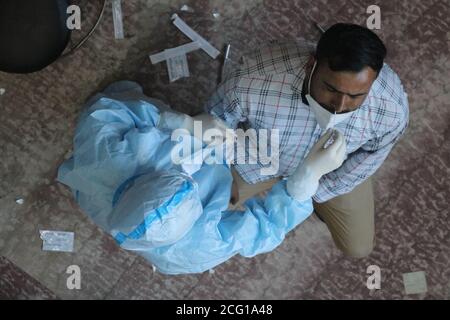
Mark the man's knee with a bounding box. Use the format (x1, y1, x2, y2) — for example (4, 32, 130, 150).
(339, 241, 374, 258)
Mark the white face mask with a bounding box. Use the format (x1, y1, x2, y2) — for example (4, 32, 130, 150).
(305, 61, 356, 130)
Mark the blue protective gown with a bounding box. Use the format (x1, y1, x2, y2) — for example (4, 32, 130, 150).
(58, 81, 313, 275)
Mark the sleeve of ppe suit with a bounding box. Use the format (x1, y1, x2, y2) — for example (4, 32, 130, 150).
(220, 180, 314, 257)
(313, 110, 409, 203)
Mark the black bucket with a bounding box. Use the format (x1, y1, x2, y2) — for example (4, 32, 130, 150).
(0, 0, 71, 73)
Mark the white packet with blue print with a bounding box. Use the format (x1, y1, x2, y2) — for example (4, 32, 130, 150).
(40, 230, 74, 252)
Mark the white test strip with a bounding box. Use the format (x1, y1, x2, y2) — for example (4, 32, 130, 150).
(171, 14, 220, 59)
(149, 41, 200, 64)
(112, 0, 124, 39)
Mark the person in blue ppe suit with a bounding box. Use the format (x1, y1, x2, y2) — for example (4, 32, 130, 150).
(58, 81, 346, 275)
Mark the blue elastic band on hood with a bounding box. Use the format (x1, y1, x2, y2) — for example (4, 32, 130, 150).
(113, 180, 194, 245)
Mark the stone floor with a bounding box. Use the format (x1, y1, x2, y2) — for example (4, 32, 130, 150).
(0, 0, 448, 299)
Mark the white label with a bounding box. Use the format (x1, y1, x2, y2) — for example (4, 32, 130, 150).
(166, 53, 190, 82)
(40, 230, 74, 253)
(402, 271, 427, 295)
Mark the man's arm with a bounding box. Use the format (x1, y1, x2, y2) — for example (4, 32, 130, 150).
(313, 115, 409, 203)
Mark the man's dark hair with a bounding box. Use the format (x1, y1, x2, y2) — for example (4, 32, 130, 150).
(315, 23, 387, 74)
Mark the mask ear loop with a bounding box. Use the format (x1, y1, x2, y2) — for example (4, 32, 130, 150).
(332, 110, 336, 129)
(307, 60, 317, 94)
